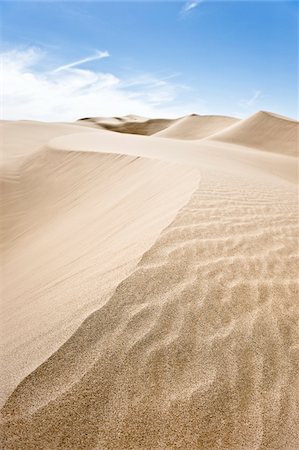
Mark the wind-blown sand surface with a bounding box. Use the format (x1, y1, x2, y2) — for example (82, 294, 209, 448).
(1, 111, 298, 449)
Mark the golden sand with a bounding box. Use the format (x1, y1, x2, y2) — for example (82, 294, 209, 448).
(1, 112, 298, 448)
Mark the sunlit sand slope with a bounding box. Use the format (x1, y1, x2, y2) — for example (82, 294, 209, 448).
(1, 156, 298, 449)
(1, 111, 298, 449)
(0, 120, 95, 167)
(1, 141, 198, 407)
(209, 111, 299, 156)
(155, 114, 238, 139)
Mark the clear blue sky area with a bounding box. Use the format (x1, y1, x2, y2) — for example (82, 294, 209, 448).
(1, 1, 298, 119)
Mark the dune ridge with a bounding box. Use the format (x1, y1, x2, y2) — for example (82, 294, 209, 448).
(1, 111, 298, 449)
(155, 114, 239, 140)
(2, 158, 298, 449)
(1, 143, 199, 407)
(78, 115, 177, 136)
(77, 111, 298, 156)
(209, 111, 299, 156)
(0, 120, 97, 168)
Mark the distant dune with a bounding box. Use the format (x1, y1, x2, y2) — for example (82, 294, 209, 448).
(78, 111, 299, 156)
(155, 114, 239, 139)
(1, 111, 298, 449)
(209, 111, 299, 156)
(78, 115, 177, 136)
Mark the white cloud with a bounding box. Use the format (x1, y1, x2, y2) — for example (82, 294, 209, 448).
(1, 47, 202, 121)
(246, 90, 262, 106)
(53, 50, 109, 73)
(240, 90, 262, 108)
(181, 0, 203, 15)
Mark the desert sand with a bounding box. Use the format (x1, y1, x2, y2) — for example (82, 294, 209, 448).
(0, 111, 298, 449)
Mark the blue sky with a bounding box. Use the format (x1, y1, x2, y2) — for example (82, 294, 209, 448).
(1, 1, 298, 120)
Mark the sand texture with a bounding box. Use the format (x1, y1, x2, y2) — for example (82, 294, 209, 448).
(1, 111, 298, 449)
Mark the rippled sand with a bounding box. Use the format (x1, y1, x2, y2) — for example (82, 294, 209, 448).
(1, 111, 298, 449)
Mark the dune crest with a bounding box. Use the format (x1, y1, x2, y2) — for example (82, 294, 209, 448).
(1, 111, 298, 449)
(209, 111, 299, 156)
(2, 156, 298, 449)
(76, 111, 299, 157)
(155, 114, 239, 140)
(1, 140, 199, 407)
(0, 120, 96, 168)
(78, 115, 177, 136)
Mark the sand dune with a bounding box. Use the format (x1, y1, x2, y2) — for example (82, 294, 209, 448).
(0, 120, 96, 168)
(77, 111, 299, 156)
(78, 115, 177, 136)
(209, 111, 299, 156)
(1, 141, 198, 407)
(78, 114, 238, 140)
(46, 124, 298, 184)
(1, 111, 298, 449)
(155, 114, 238, 139)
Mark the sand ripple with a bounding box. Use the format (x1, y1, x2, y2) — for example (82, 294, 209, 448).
(2, 163, 298, 449)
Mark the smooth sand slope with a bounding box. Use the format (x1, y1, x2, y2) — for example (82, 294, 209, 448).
(1, 112, 298, 449)
(209, 111, 299, 156)
(1, 131, 199, 406)
(0, 120, 98, 168)
(78, 114, 239, 140)
(155, 114, 238, 140)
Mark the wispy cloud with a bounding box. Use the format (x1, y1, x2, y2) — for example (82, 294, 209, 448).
(240, 90, 262, 108)
(181, 0, 203, 16)
(246, 90, 262, 106)
(235, 90, 263, 117)
(53, 50, 109, 73)
(1, 47, 202, 121)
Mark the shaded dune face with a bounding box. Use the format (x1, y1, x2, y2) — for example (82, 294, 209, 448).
(1, 112, 299, 449)
(78, 116, 177, 136)
(77, 114, 239, 140)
